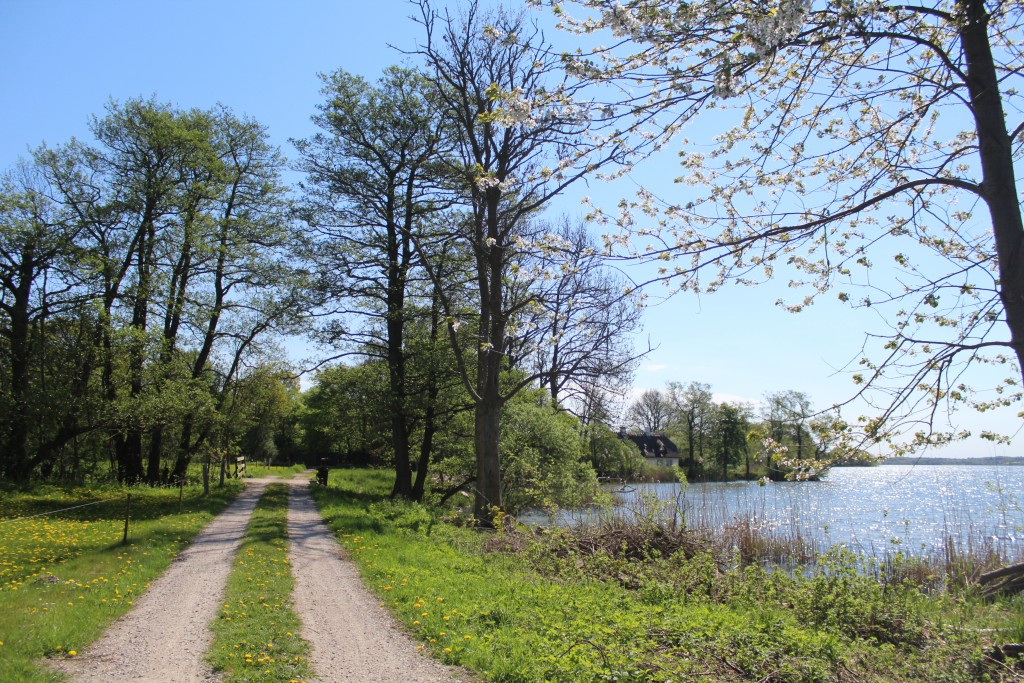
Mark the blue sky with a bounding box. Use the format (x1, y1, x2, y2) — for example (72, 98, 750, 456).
(1, 0, 1018, 457)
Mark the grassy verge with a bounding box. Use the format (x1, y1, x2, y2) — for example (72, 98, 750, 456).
(310, 468, 1024, 683)
(0, 480, 243, 682)
(208, 483, 311, 683)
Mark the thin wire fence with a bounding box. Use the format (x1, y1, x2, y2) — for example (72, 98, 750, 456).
(0, 498, 120, 525)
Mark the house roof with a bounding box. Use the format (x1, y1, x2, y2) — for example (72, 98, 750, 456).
(622, 432, 680, 458)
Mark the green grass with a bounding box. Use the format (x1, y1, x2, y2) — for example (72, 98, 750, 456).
(0, 481, 243, 682)
(240, 464, 307, 479)
(310, 468, 1024, 683)
(208, 483, 311, 683)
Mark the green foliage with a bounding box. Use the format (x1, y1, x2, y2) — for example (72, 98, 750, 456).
(586, 424, 646, 479)
(299, 362, 391, 465)
(0, 97, 301, 484)
(500, 396, 602, 514)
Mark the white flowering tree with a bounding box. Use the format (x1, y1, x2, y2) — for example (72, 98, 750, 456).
(543, 0, 1024, 453)
(410, 0, 624, 523)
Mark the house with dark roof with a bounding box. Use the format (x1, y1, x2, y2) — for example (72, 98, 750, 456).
(620, 430, 680, 468)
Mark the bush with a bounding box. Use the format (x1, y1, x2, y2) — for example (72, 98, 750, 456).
(500, 401, 602, 514)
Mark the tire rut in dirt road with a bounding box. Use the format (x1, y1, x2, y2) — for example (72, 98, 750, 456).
(287, 480, 472, 683)
(52, 480, 272, 683)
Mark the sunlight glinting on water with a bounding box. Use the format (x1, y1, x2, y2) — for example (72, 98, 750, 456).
(533, 465, 1024, 560)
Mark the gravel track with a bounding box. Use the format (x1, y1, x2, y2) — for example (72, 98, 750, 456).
(51, 475, 474, 683)
(286, 478, 471, 682)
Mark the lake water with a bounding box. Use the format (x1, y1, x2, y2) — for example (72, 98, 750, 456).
(529, 465, 1024, 558)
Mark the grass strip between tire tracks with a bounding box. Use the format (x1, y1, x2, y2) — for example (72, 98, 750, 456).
(208, 483, 312, 683)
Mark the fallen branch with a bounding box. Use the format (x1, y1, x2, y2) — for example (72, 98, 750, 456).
(980, 561, 1024, 597)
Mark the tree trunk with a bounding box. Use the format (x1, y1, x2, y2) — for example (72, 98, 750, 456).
(5, 269, 32, 480)
(412, 412, 436, 502)
(960, 0, 1024, 382)
(411, 277, 444, 502)
(172, 418, 195, 480)
(147, 425, 165, 484)
(474, 394, 503, 522)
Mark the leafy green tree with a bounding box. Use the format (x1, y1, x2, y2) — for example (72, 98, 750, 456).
(295, 66, 452, 500)
(711, 402, 750, 480)
(301, 362, 392, 466)
(224, 364, 298, 467)
(547, 0, 1024, 453)
(19, 99, 297, 483)
(763, 390, 817, 459)
(0, 164, 87, 480)
(585, 422, 645, 479)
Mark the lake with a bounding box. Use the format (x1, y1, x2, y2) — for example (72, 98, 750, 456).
(527, 465, 1024, 559)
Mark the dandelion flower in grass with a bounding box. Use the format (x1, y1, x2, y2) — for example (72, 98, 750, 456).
(444, 647, 452, 653)
(68, 651, 77, 657)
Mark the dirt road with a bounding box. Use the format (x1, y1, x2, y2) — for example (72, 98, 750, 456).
(53, 475, 470, 683)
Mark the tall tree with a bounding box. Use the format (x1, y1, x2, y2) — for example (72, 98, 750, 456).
(294, 66, 452, 500)
(411, 0, 622, 523)
(26, 99, 296, 483)
(0, 164, 85, 480)
(712, 402, 750, 480)
(89, 99, 215, 482)
(666, 380, 715, 479)
(626, 388, 672, 433)
(548, 0, 1024, 453)
(777, 390, 815, 458)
